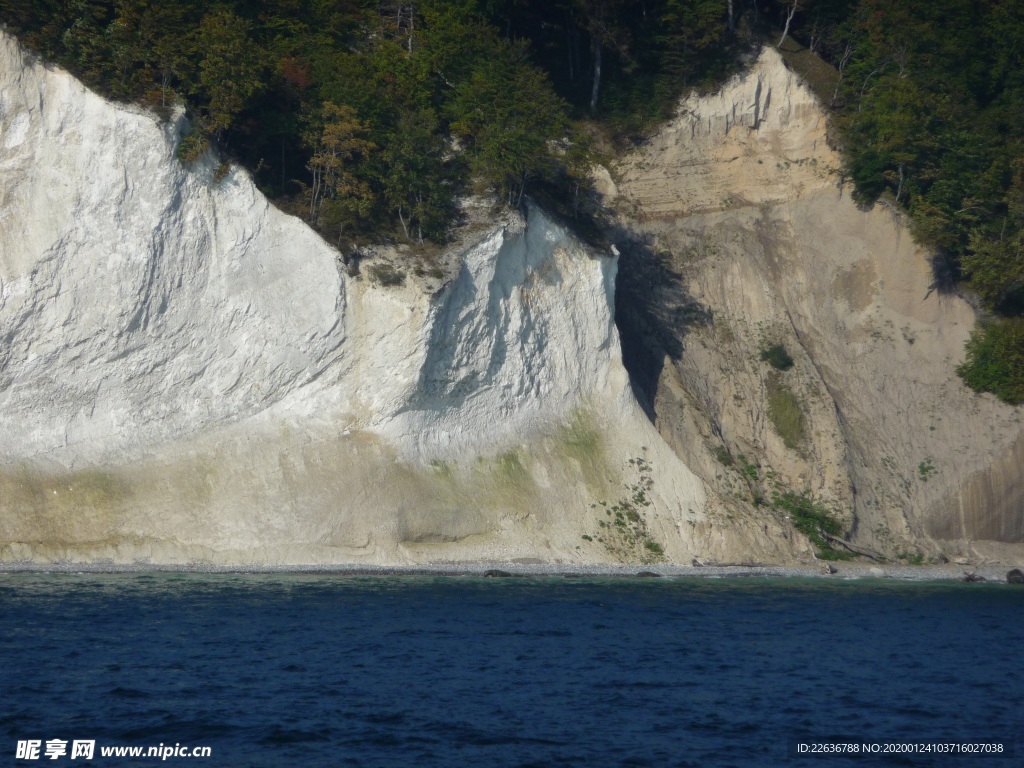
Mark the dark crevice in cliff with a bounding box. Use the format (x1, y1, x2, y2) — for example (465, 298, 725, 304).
(610, 227, 711, 424)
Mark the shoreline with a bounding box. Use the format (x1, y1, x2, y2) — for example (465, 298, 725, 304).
(0, 561, 1018, 582)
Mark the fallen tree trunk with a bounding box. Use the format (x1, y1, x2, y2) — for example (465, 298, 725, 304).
(823, 533, 884, 561)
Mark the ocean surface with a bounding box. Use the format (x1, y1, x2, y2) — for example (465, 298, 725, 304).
(1, 574, 1020, 767)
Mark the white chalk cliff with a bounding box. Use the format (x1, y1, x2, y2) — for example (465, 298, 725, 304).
(2, 31, 1020, 567)
(2, 31, 800, 566)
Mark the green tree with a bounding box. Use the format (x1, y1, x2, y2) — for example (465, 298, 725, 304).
(572, 0, 633, 114)
(378, 107, 458, 243)
(304, 103, 376, 242)
(449, 43, 572, 205)
(961, 160, 1024, 307)
(105, 0, 193, 107)
(958, 319, 1024, 404)
(54, 0, 115, 87)
(658, 0, 726, 83)
(193, 9, 264, 137)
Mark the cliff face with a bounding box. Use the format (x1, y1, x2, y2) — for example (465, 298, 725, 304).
(0, 32, 805, 566)
(4, 32, 1019, 568)
(612, 48, 1024, 562)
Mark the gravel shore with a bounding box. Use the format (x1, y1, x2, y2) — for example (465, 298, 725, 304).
(0, 561, 1018, 582)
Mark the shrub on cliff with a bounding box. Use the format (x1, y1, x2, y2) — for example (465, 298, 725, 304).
(957, 318, 1024, 405)
(773, 490, 855, 561)
(760, 343, 794, 371)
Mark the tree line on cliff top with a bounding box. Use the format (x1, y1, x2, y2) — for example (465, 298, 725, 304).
(3, 0, 1024, 402)
(0, 0, 732, 245)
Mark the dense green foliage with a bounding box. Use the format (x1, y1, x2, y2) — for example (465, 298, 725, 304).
(766, 374, 806, 451)
(760, 343, 794, 370)
(0, 0, 735, 246)
(773, 490, 856, 561)
(0, 0, 593, 244)
(477, 0, 737, 138)
(957, 318, 1024, 404)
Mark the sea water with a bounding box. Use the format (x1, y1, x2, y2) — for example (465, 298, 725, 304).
(1, 574, 1020, 767)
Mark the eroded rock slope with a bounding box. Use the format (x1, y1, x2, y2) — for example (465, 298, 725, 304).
(612, 48, 1024, 563)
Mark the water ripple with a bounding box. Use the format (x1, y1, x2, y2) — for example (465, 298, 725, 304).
(1, 575, 1020, 767)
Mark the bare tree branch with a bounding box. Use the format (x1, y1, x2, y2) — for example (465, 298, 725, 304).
(777, 0, 799, 48)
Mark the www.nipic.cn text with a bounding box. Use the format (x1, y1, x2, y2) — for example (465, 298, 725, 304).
(16, 740, 212, 761)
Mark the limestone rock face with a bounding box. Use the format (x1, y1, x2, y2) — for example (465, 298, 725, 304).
(0, 32, 799, 566)
(614, 47, 1024, 563)
(0, 41, 347, 465)
(10, 31, 1017, 567)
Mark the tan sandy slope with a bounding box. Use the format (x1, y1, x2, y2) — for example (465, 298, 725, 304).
(611, 47, 1024, 563)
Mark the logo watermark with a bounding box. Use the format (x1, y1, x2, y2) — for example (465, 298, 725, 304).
(15, 740, 211, 761)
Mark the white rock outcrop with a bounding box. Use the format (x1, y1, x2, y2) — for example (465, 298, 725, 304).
(1, 32, 801, 566)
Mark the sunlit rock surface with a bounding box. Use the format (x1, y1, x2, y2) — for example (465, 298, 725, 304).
(614, 47, 1024, 563)
(2, 32, 803, 566)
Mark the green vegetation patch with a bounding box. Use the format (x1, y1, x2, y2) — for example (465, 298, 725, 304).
(776, 36, 840, 109)
(175, 129, 210, 164)
(368, 263, 406, 287)
(766, 374, 806, 451)
(760, 343, 794, 371)
(495, 450, 530, 490)
(586, 456, 664, 564)
(737, 454, 759, 482)
(555, 409, 607, 489)
(428, 459, 454, 481)
(773, 490, 855, 561)
(896, 549, 927, 566)
(713, 445, 734, 467)
(415, 449, 540, 522)
(957, 318, 1024, 404)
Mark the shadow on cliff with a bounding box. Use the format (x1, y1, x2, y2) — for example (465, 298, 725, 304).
(610, 228, 711, 422)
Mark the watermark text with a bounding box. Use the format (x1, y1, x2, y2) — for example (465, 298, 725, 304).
(16, 740, 211, 761)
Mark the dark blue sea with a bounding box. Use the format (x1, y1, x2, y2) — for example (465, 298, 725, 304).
(1, 574, 1020, 767)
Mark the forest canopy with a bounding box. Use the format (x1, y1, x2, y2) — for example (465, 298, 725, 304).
(0, 0, 732, 247)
